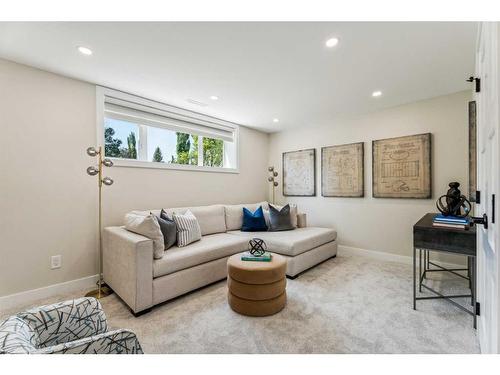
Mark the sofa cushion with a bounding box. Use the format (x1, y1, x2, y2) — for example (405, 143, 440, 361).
(242, 206, 268, 232)
(267, 204, 295, 231)
(125, 213, 165, 259)
(157, 210, 177, 250)
(153, 233, 248, 278)
(263, 204, 298, 228)
(224, 202, 269, 231)
(227, 227, 337, 257)
(134, 204, 227, 236)
(172, 210, 202, 248)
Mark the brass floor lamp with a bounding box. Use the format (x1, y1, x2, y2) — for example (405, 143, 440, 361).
(85, 146, 114, 299)
(268, 166, 279, 204)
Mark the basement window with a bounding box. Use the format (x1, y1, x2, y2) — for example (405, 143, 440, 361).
(96, 87, 239, 173)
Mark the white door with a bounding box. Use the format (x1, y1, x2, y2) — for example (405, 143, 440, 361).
(475, 22, 500, 354)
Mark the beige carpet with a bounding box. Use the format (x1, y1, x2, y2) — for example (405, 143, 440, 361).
(0, 255, 480, 353)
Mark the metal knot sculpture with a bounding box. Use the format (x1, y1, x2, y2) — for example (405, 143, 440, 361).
(248, 238, 267, 256)
(436, 182, 471, 218)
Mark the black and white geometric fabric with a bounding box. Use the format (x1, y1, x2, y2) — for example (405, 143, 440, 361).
(0, 297, 143, 354)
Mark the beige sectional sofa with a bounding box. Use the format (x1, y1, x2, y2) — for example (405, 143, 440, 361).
(103, 202, 337, 315)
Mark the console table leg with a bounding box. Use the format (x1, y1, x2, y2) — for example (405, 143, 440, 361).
(423, 250, 426, 279)
(467, 257, 472, 293)
(419, 248, 422, 292)
(413, 246, 416, 310)
(423, 250, 428, 279)
(472, 256, 477, 329)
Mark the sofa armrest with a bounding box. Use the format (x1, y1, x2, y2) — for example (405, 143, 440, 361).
(297, 213, 307, 228)
(36, 329, 143, 354)
(103, 226, 154, 314)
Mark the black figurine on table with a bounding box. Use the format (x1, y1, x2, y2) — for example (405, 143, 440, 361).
(436, 182, 471, 218)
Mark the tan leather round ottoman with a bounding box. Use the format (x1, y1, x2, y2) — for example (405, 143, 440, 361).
(227, 253, 287, 317)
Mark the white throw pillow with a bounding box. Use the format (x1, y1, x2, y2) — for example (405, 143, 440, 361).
(172, 209, 202, 247)
(125, 213, 165, 259)
(263, 204, 298, 228)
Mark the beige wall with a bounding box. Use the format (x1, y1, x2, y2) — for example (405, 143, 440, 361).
(0, 59, 269, 297)
(268, 91, 472, 259)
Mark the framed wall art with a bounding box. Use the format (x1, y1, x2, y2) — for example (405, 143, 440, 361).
(282, 148, 316, 196)
(372, 133, 431, 199)
(321, 142, 364, 197)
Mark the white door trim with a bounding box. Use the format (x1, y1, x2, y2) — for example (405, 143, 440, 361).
(475, 21, 500, 354)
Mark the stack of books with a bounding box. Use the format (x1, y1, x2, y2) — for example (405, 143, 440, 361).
(432, 214, 470, 229)
(241, 251, 272, 262)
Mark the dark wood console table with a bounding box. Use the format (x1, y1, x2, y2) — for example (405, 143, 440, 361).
(413, 213, 477, 328)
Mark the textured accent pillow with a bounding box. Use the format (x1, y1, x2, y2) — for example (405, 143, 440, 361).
(241, 206, 268, 232)
(263, 203, 297, 228)
(172, 209, 202, 247)
(155, 210, 177, 250)
(125, 213, 165, 259)
(268, 204, 295, 232)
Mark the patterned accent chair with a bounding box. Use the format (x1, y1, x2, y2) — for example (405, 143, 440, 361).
(0, 297, 143, 354)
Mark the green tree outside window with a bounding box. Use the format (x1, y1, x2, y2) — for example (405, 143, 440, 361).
(104, 127, 138, 159)
(152, 146, 164, 162)
(126, 132, 137, 159)
(104, 127, 122, 157)
(203, 137, 223, 167)
(171, 133, 198, 165)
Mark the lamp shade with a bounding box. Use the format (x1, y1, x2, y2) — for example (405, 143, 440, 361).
(86, 166, 99, 176)
(102, 176, 114, 186)
(86, 147, 100, 157)
(102, 158, 114, 167)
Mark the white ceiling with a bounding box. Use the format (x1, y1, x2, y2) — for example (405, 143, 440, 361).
(0, 22, 477, 133)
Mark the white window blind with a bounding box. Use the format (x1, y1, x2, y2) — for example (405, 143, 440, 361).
(104, 96, 235, 142)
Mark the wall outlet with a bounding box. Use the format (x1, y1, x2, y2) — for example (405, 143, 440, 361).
(51, 255, 62, 269)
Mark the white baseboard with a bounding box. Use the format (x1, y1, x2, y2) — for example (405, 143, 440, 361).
(338, 245, 413, 264)
(337, 245, 464, 269)
(0, 274, 99, 311)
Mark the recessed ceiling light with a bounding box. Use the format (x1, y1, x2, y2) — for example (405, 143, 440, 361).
(325, 37, 339, 48)
(372, 90, 382, 97)
(77, 46, 93, 56)
(273, 118, 279, 123)
(209, 95, 219, 101)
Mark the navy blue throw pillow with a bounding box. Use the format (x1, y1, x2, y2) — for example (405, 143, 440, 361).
(241, 206, 268, 232)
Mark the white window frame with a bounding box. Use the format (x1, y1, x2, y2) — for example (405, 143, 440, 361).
(96, 86, 240, 174)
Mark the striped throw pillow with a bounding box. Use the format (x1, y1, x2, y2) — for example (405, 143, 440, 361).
(172, 210, 202, 247)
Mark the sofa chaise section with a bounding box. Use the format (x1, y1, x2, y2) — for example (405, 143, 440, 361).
(227, 227, 336, 256)
(227, 227, 337, 277)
